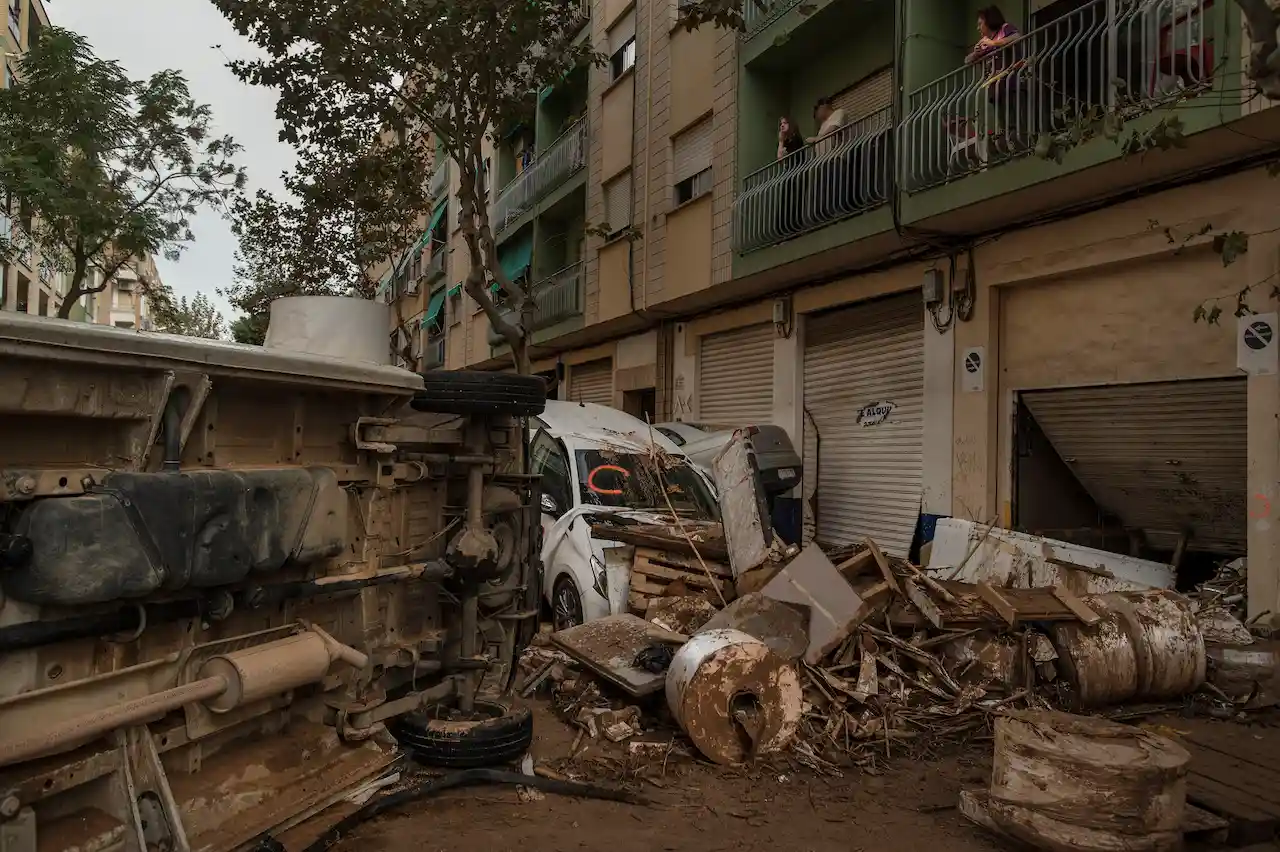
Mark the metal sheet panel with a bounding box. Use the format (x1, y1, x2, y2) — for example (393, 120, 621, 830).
(570, 358, 615, 407)
(698, 323, 774, 427)
(1021, 377, 1247, 554)
(804, 293, 924, 556)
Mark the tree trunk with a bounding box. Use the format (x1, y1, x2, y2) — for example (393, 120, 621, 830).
(56, 255, 90, 320)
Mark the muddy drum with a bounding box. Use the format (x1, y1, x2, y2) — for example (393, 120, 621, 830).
(1050, 590, 1206, 708)
(665, 629, 801, 766)
(988, 711, 1190, 852)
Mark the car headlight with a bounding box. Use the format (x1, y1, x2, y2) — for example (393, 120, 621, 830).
(589, 554, 608, 599)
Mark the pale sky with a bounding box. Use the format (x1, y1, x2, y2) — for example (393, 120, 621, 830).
(49, 0, 296, 318)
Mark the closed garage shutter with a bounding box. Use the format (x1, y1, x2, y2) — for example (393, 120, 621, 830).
(569, 358, 614, 407)
(804, 293, 924, 556)
(698, 323, 774, 427)
(1021, 378, 1246, 554)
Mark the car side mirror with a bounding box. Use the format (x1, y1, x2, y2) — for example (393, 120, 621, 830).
(540, 493, 559, 516)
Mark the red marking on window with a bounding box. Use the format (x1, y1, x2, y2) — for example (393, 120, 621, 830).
(587, 464, 629, 496)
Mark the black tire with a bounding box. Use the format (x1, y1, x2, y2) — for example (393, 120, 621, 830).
(551, 574, 584, 632)
(411, 370, 546, 417)
(390, 698, 533, 769)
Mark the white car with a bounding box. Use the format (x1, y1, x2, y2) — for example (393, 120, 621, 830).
(530, 401, 719, 630)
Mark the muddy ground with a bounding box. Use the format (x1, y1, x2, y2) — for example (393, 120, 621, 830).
(334, 704, 1006, 852)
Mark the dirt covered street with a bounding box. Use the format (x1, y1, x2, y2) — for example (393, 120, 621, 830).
(334, 705, 1004, 852)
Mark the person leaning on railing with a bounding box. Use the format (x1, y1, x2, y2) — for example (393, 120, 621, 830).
(965, 5, 1032, 144)
(775, 116, 806, 237)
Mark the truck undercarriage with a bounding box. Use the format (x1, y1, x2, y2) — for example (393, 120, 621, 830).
(0, 312, 545, 852)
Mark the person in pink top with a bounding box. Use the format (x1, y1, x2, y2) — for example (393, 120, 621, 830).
(966, 5, 1020, 67)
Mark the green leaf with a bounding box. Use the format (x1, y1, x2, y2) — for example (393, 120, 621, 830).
(1207, 305, 1223, 325)
(1193, 304, 1207, 323)
(1212, 231, 1250, 266)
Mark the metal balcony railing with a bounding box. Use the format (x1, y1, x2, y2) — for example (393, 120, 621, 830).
(900, 0, 1215, 192)
(488, 262, 583, 346)
(430, 159, 449, 199)
(8, 5, 19, 42)
(733, 107, 893, 254)
(741, 0, 801, 37)
(12, 225, 32, 268)
(492, 118, 588, 237)
(423, 333, 446, 369)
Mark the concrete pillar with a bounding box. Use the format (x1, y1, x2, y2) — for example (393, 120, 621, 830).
(772, 313, 804, 499)
(949, 254, 1002, 525)
(1247, 231, 1280, 624)
(671, 322, 696, 421)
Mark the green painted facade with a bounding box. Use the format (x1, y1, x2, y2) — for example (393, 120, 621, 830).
(731, 0, 1246, 279)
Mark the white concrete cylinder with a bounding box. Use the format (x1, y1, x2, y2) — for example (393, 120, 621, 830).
(264, 296, 392, 365)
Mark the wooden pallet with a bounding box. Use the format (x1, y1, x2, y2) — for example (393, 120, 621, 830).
(1161, 718, 1280, 846)
(625, 547, 732, 614)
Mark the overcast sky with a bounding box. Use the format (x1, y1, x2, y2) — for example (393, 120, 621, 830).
(50, 0, 295, 317)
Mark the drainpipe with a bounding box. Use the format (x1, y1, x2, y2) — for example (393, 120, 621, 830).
(640, 0, 656, 311)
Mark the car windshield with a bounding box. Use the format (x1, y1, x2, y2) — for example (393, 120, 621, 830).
(574, 449, 717, 518)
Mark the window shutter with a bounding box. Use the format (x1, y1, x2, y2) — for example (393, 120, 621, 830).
(672, 117, 713, 184)
(831, 67, 894, 127)
(608, 10, 636, 54)
(603, 173, 632, 232)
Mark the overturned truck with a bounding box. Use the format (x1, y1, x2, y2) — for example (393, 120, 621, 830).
(0, 307, 546, 852)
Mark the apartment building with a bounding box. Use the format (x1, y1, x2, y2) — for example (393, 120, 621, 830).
(0, 0, 65, 318)
(85, 253, 158, 330)
(388, 0, 1280, 623)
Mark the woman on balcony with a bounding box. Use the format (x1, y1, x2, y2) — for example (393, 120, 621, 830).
(776, 116, 805, 237)
(965, 5, 1029, 150)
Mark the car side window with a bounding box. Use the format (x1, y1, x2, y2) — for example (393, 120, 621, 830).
(530, 430, 573, 516)
(656, 426, 685, 447)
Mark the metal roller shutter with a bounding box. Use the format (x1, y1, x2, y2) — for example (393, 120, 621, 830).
(569, 358, 614, 407)
(804, 293, 924, 556)
(831, 67, 894, 126)
(608, 9, 635, 53)
(1021, 377, 1247, 554)
(698, 323, 774, 427)
(802, 407, 818, 545)
(672, 117, 713, 184)
(604, 173, 632, 231)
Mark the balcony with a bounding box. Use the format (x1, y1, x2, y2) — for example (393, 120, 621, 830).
(423, 333, 445, 370)
(488, 262, 583, 346)
(901, 0, 1216, 194)
(12, 226, 32, 268)
(733, 107, 892, 254)
(741, 0, 800, 37)
(429, 159, 449, 200)
(426, 246, 447, 284)
(492, 118, 588, 238)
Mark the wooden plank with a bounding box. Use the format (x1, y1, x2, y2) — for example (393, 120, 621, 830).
(864, 537, 902, 596)
(976, 581, 1017, 627)
(1181, 803, 1230, 845)
(1186, 749, 1280, 809)
(631, 557, 730, 593)
(636, 547, 732, 579)
(1188, 776, 1280, 846)
(1051, 585, 1101, 625)
(591, 526, 730, 562)
(903, 578, 944, 629)
(549, 613, 667, 698)
(834, 548, 876, 579)
(628, 576, 667, 597)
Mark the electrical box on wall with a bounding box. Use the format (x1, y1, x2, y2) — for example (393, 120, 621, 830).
(772, 298, 790, 325)
(922, 268, 944, 306)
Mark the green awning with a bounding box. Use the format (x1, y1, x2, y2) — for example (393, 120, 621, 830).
(420, 288, 446, 328)
(376, 269, 392, 294)
(447, 283, 462, 297)
(428, 199, 447, 235)
(497, 229, 533, 283)
(393, 230, 433, 277)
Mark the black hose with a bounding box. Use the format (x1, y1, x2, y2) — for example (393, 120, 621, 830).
(161, 393, 185, 473)
(297, 768, 648, 852)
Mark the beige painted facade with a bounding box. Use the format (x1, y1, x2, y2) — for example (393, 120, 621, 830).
(0, 0, 65, 320)
(383, 0, 1280, 616)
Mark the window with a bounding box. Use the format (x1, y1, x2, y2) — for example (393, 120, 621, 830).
(574, 449, 716, 517)
(611, 38, 636, 79)
(530, 430, 573, 515)
(672, 117, 713, 206)
(448, 287, 462, 324)
(607, 11, 636, 81)
(602, 173, 632, 236)
(37, 290, 47, 316)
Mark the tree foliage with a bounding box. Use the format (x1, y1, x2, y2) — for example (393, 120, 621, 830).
(150, 289, 227, 340)
(211, 0, 602, 371)
(222, 113, 435, 340)
(0, 27, 245, 319)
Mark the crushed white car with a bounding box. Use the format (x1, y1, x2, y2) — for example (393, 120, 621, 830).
(530, 402, 719, 629)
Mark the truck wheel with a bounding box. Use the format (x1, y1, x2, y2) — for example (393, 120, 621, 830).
(411, 370, 546, 417)
(391, 698, 534, 769)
